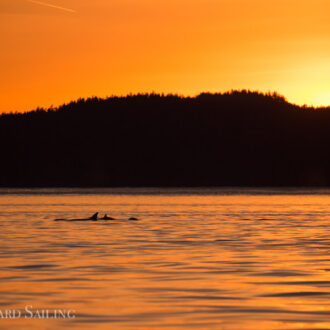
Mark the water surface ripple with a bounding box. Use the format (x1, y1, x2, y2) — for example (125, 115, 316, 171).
(0, 188, 329, 329)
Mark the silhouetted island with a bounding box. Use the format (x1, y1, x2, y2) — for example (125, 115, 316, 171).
(1, 90, 330, 187)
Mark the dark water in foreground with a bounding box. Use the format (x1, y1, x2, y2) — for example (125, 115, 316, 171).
(0, 188, 329, 329)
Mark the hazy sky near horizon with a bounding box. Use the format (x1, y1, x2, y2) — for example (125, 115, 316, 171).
(1, 0, 329, 112)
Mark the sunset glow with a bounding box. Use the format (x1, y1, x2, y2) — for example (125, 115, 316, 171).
(1, 0, 329, 112)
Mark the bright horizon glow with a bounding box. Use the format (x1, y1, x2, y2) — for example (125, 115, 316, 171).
(0, 0, 329, 113)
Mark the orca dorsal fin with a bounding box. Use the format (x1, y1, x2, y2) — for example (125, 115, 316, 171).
(90, 212, 98, 220)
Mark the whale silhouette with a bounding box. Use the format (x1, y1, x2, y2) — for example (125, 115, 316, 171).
(102, 214, 115, 220)
(90, 212, 98, 220)
(54, 213, 139, 222)
(54, 212, 99, 222)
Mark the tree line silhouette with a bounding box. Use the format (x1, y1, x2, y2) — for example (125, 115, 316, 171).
(1, 90, 330, 187)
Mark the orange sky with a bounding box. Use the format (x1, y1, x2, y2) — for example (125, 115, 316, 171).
(0, 0, 329, 113)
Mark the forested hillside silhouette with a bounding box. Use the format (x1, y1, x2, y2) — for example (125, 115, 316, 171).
(1, 90, 330, 187)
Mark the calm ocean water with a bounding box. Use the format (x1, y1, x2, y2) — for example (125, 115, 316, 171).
(0, 188, 329, 329)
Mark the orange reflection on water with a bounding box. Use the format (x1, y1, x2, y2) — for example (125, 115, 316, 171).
(0, 188, 329, 329)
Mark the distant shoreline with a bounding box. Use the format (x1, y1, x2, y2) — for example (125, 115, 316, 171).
(1, 91, 330, 187)
(1, 187, 330, 196)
